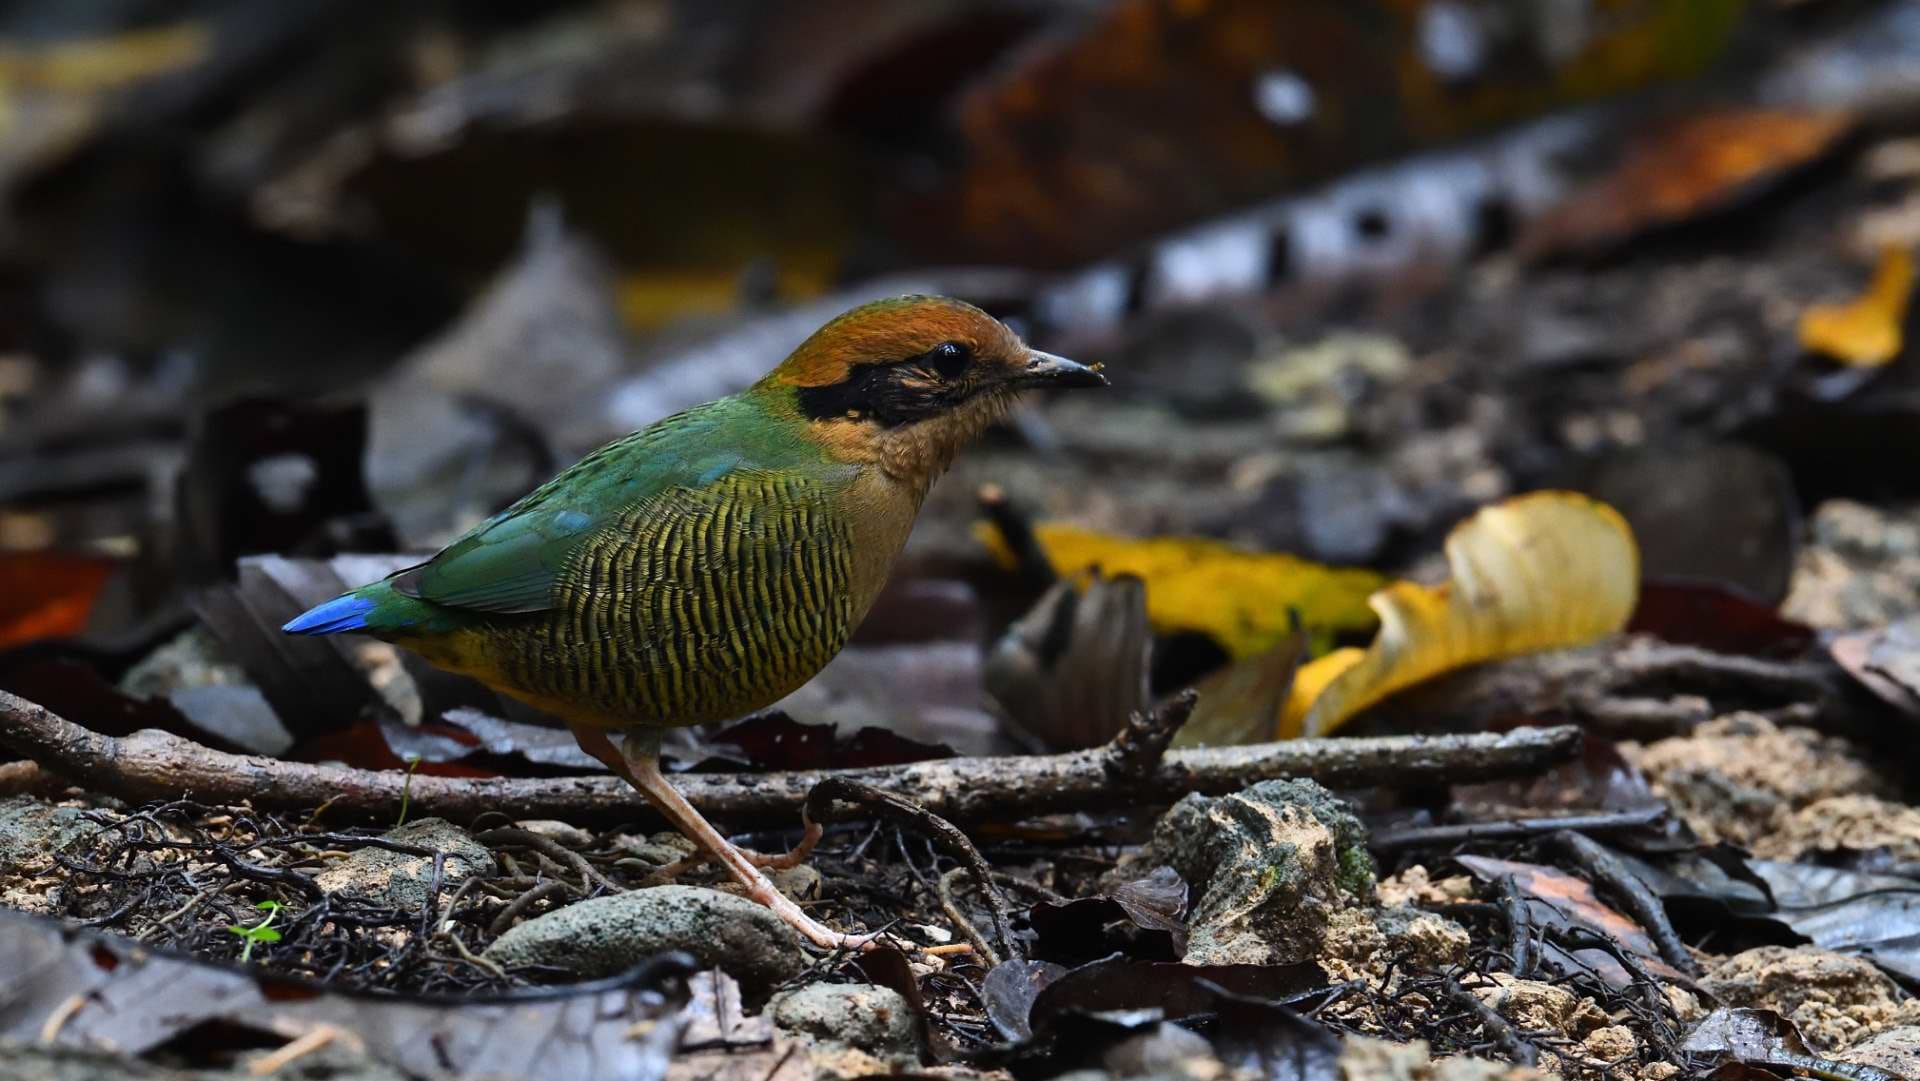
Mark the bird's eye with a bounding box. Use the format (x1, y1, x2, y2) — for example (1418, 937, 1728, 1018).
(928, 341, 971, 379)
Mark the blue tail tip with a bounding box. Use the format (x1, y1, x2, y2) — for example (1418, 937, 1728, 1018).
(283, 594, 376, 635)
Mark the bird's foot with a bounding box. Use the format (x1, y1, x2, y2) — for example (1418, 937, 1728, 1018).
(743, 876, 878, 952)
(745, 818, 822, 870)
(645, 819, 823, 879)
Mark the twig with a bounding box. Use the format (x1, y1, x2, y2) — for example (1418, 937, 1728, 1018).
(804, 777, 1019, 965)
(434, 930, 509, 982)
(1375, 635, 1844, 739)
(419, 852, 445, 940)
(933, 865, 999, 966)
(1501, 878, 1534, 979)
(1441, 977, 1539, 1067)
(1370, 808, 1668, 850)
(488, 879, 571, 936)
(1554, 830, 1701, 979)
(475, 827, 623, 894)
(248, 1025, 362, 1076)
(1104, 690, 1196, 780)
(0, 690, 1583, 828)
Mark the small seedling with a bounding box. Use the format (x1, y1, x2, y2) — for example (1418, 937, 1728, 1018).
(227, 900, 284, 963)
(396, 754, 423, 827)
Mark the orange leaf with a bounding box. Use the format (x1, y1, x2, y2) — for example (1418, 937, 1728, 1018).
(0, 551, 116, 649)
(1800, 247, 1916, 368)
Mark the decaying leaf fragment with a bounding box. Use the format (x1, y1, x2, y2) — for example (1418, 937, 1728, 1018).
(1800, 247, 1916, 368)
(1280, 492, 1639, 738)
(975, 521, 1384, 658)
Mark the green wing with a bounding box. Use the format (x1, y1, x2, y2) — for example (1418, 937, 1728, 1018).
(391, 401, 759, 615)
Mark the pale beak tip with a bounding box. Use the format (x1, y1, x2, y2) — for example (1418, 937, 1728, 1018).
(1023, 350, 1109, 388)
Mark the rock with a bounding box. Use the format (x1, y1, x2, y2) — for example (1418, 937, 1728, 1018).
(770, 982, 920, 1059)
(1839, 1026, 1920, 1076)
(1702, 946, 1920, 1050)
(1471, 974, 1610, 1039)
(1377, 864, 1474, 908)
(1100, 1022, 1215, 1077)
(313, 818, 495, 912)
(1623, 714, 1891, 848)
(1321, 907, 1470, 987)
(484, 885, 806, 1004)
(613, 831, 696, 867)
(1580, 1024, 1637, 1062)
(770, 863, 821, 902)
(1757, 794, 1920, 861)
(1141, 778, 1372, 965)
(1337, 1036, 1547, 1080)
(1782, 499, 1920, 629)
(0, 796, 90, 872)
(118, 626, 248, 699)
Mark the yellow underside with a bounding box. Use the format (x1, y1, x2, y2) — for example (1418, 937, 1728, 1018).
(389, 629, 654, 732)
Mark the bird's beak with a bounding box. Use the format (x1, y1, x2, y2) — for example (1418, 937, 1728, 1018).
(1018, 350, 1108, 389)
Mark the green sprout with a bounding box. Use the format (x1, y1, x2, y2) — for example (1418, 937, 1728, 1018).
(227, 900, 285, 963)
(396, 755, 423, 827)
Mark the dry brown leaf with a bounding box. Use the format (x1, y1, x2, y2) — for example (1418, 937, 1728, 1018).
(1522, 108, 1852, 256)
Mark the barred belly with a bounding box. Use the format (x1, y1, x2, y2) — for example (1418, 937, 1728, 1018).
(492, 478, 858, 727)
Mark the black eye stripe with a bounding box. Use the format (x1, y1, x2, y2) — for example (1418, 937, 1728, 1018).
(795, 342, 984, 426)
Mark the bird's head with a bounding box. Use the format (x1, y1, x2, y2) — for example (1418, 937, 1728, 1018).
(759, 295, 1106, 485)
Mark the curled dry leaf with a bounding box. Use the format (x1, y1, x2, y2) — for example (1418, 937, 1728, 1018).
(1684, 1007, 1903, 1081)
(1523, 107, 1852, 256)
(975, 521, 1383, 659)
(1747, 860, 1920, 984)
(1280, 491, 1639, 738)
(985, 573, 1152, 751)
(1025, 865, 1189, 962)
(1800, 247, 1916, 368)
(1457, 854, 1663, 962)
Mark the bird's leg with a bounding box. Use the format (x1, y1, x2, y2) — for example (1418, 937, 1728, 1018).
(616, 729, 874, 952)
(570, 724, 820, 870)
(566, 723, 641, 786)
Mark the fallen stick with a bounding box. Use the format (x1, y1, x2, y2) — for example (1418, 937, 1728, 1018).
(1371, 635, 1843, 739)
(0, 689, 1581, 828)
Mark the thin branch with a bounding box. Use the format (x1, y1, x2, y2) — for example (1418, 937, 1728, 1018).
(0, 689, 1582, 828)
(805, 777, 1018, 965)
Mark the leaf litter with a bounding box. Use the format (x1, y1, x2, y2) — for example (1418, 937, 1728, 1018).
(8, 4, 1920, 1081)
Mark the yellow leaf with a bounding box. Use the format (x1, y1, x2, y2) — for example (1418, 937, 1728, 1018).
(0, 24, 210, 93)
(1277, 491, 1639, 739)
(1799, 247, 1915, 367)
(974, 522, 1385, 659)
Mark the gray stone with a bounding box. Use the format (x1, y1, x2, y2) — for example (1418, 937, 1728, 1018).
(1101, 1023, 1215, 1077)
(771, 982, 920, 1058)
(1839, 1026, 1920, 1077)
(0, 797, 90, 873)
(1141, 779, 1373, 966)
(483, 885, 806, 1004)
(313, 818, 495, 912)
